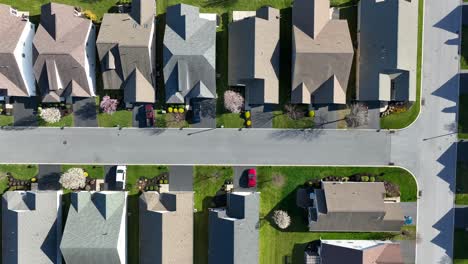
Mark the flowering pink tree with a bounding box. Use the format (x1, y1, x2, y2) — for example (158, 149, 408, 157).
(100, 96, 118, 114)
(224, 91, 244, 113)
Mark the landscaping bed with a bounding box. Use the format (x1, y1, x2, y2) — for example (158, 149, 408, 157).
(61, 165, 105, 179)
(0, 164, 38, 194)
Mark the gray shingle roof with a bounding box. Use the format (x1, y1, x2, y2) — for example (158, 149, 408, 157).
(291, 0, 354, 105)
(2, 191, 63, 264)
(163, 4, 216, 104)
(208, 192, 260, 264)
(96, 0, 156, 103)
(228, 7, 280, 105)
(33, 3, 95, 103)
(139, 191, 194, 264)
(60, 191, 127, 264)
(309, 182, 404, 232)
(357, 0, 418, 102)
(0, 4, 35, 97)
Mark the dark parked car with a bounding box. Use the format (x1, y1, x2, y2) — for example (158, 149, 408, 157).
(247, 168, 257, 188)
(145, 104, 154, 127)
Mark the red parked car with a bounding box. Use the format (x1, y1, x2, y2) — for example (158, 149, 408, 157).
(247, 168, 257, 188)
(145, 104, 154, 127)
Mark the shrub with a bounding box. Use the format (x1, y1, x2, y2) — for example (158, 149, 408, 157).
(224, 90, 244, 113)
(100, 96, 118, 114)
(83, 10, 98, 22)
(168, 107, 173, 113)
(179, 108, 185, 113)
(245, 111, 251, 119)
(361, 176, 369, 182)
(370, 176, 375, 182)
(272, 210, 291, 229)
(384, 181, 401, 197)
(31, 177, 37, 183)
(246, 120, 252, 126)
(59, 168, 86, 190)
(84, 171, 89, 177)
(342, 177, 349, 182)
(308, 110, 315, 118)
(164, 179, 168, 184)
(40, 108, 61, 123)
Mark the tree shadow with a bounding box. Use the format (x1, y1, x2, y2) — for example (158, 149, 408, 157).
(268, 127, 324, 141)
(127, 193, 140, 264)
(194, 196, 217, 264)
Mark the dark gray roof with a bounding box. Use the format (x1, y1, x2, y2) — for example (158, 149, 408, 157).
(96, 0, 156, 103)
(208, 192, 260, 264)
(139, 191, 194, 264)
(60, 191, 127, 264)
(163, 4, 216, 104)
(33, 3, 95, 103)
(0, 4, 35, 97)
(309, 182, 404, 232)
(228, 7, 280, 105)
(291, 0, 354, 105)
(2, 191, 62, 264)
(357, 0, 418, 102)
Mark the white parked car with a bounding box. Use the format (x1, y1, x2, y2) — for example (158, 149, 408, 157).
(116, 165, 127, 189)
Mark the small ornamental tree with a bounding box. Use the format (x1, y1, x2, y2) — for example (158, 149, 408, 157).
(100, 96, 118, 114)
(224, 91, 244, 113)
(59, 168, 86, 190)
(345, 103, 369, 128)
(272, 210, 291, 230)
(40, 108, 61, 123)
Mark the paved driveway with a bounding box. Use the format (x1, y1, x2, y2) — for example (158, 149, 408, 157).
(73, 97, 97, 127)
(250, 105, 273, 128)
(169, 166, 193, 191)
(37, 165, 61, 190)
(12, 97, 38, 127)
(190, 99, 216, 128)
(233, 166, 256, 191)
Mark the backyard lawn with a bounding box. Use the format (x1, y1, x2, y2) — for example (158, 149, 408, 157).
(0, 116, 13, 126)
(38, 114, 74, 127)
(456, 162, 468, 204)
(193, 166, 234, 264)
(459, 94, 468, 139)
(257, 166, 417, 263)
(61, 165, 105, 179)
(454, 229, 468, 263)
(380, 0, 423, 129)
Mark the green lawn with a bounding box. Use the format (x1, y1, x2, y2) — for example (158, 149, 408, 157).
(194, 166, 234, 264)
(456, 162, 468, 204)
(38, 114, 74, 127)
(0, 164, 38, 194)
(61, 165, 105, 179)
(97, 110, 133, 127)
(459, 94, 468, 139)
(380, 0, 423, 129)
(461, 26, 468, 69)
(0, 115, 13, 126)
(272, 111, 314, 129)
(216, 113, 244, 128)
(455, 229, 468, 263)
(257, 166, 417, 263)
(155, 113, 190, 128)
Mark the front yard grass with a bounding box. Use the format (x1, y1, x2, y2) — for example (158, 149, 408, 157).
(194, 166, 234, 264)
(216, 113, 244, 128)
(97, 110, 133, 127)
(0, 164, 38, 194)
(380, 0, 423, 129)
(272, 111, 314, 129)
(38, 114, 74, 127)
(456, 162, 468, 204)
(461, 26, 468, 69)
(61, 165, 105, 179)
(257, 166, 417, 263)
(0, 115, 13, 126)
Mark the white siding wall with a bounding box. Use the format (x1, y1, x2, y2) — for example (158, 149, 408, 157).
(117, 192, 128, 264)
(14, 21, 36, 96)
(84, 23, 97, 96)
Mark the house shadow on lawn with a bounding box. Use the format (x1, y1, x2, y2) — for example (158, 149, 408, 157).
(194, 196, 218, 264)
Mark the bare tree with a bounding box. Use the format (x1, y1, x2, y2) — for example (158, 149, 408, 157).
(224, 91, 244, 113)
(284, 104, 304, 120)
(59, 168, 86, 190)
(272, 210, 291, 229)
(345, 103, 369, 128)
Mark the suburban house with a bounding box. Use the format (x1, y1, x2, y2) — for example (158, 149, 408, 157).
(60, 191, 127, 264)
(357, 0, 418, 102)
(2, 191, 63, 264)
(0, 4, 36, 100)
(291, 0, 354, 105)
(96, 0, 156, 105)
(304, 239, 404, 264)
(305, 182, 404, 232)
(208, 192, 260, 264)
(163, 4, 216, 105)
(33, 3, 96, 103)
(228, 7, 280, 105)
(139, 191, 194, 264)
